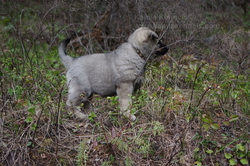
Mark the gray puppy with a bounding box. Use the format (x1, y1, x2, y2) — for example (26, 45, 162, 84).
(58, 27, 168, 121)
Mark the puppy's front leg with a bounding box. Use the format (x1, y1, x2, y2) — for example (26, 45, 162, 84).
(116, 83, 136, 121)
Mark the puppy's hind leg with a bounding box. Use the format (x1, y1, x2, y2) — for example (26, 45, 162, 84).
(66, 78, 91, 119)
(67, 93, 88, 120)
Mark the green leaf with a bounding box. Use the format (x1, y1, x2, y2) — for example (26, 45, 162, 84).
(27, 141, 33, 147)
(225, 153, 233, 159)
(31, 124, 37, 130)
(25, 116, 33, 123)
(231, 91, 240, 99)
(223, 121, 230, 126)
(185, 113, 192, 122)
(0, 17, 11, 25)
(240, 159, 248, 165)
(194, 148, 200, 152)
(194, 161, 202, 166)
(206, 149, 213, 154)
(236, 143, 245, 151)
(200, 21, 206, 26)
(229, 159, 237, 165)
(228, 115, 239, 122)
(27, 107, 36, 114)
(110, 155, 115, 162)
(202, 124, 210, 131)
(210, 123, 220, 130)
(238, 151, 246, 158)
(202, 114, 213, 124)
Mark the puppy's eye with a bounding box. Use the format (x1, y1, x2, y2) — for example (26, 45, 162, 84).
(149, 33, 158, 40)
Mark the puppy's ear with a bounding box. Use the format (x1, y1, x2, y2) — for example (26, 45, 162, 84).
(149, 33, 158, 40)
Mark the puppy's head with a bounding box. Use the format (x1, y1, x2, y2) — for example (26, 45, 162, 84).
(128, 27, 168, 60)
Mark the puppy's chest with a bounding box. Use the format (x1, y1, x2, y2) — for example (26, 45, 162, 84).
(115, 59, 144, 79)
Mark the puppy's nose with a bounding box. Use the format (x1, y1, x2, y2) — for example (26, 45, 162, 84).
(155, 40, 168, 55)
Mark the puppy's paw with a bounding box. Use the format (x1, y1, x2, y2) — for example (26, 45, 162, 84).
(129, 114, 136, 121)
(123, 111, 136, 121)
(75, 112, 88, 119)
(72, 108, 88, 120)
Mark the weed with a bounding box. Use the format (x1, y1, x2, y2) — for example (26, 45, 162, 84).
(77, 139, 88, 166)
(107, 96, 119, 107)
(1, 0, 250, 165)
(88, 112, 97, 123)
(224, 143, 250, 165)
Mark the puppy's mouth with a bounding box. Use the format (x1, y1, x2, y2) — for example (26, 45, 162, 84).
(154, 40, 169, 57)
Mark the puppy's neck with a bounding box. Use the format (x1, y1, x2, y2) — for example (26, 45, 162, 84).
(134, 47, 145, 60)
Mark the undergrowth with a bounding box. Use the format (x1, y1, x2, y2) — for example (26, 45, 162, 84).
(1, 0, 250, 165)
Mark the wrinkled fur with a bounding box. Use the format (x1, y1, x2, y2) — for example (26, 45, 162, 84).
(58, 27, 168, 120)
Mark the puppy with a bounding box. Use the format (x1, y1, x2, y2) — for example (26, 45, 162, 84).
(58, 27, 168, 120)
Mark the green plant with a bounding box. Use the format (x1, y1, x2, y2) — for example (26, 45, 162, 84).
(107, 96, 119, 106)
(124, 156, 133, 166)
(101, 161, 113, 166)
(1, 1, 250, 165)
(150, 121, 165, 136)
(88, 112, 97, 122)
(224, 143, 250, 165)
(201, 114, 239, 131)
(77, 139, 89, 166)
(193, 148, 204, 165)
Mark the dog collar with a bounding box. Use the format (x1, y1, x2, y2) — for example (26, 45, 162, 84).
(134, 48, 145, 60)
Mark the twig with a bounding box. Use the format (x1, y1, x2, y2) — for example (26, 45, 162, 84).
(46, 23, 82, 54)
(189, 62, 206, 103)
(167, 39, 193, 47)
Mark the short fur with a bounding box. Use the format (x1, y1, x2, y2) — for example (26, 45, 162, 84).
(58, 27, 168, 120)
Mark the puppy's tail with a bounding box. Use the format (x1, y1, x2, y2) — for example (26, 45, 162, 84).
(58, 38, 73, 69)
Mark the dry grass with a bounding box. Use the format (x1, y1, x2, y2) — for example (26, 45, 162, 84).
(1, 0, 250, 165)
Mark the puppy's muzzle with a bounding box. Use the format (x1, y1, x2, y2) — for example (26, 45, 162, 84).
(155, 40, 169, 56)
